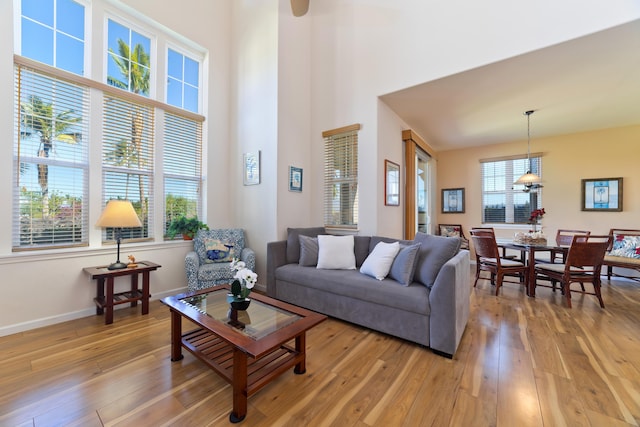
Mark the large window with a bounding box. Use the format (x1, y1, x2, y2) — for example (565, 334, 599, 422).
(164, 113, 203, 233)
(14, 65, 90, 249)
(323, 124, 361, 230)
(481, 155, 542, 224)
(102, 95, 154, 239)
(14, 0, 205, 250)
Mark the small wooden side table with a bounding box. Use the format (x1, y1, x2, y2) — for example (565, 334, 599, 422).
(84, 261, 161, 325)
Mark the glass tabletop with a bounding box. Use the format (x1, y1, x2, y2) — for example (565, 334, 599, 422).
(178, 288, 301, 340)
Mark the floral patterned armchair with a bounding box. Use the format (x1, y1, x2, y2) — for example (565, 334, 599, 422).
(185, 228, 256, 292)
(437, 224, 470, 250)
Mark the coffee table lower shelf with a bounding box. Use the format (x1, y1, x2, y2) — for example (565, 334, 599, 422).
(181, 328, 304, 398)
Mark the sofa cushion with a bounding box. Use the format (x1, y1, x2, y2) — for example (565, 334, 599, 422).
(298, 235, 319, 266)
(388, 242, 422, 286)
(413, 232, 461, 288)
(317, 235, 356, 270)
(275, 264, 430, 315)
(360, 241, 400, 280)
(286, 227, 326, 264)
(609, 234, 640, 259)
(354, 236, 372, 267)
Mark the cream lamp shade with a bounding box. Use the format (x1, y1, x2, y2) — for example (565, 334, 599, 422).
(96, 200, 142, 270)
(514, 172, 542, 186)
(96, 200, 142, 228)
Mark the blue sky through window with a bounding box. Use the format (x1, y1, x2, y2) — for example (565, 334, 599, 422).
(21, 0, 85, 75)
(167, 48, 200, 112)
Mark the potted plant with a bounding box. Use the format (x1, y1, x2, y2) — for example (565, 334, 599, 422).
(167, 216, 209, 240)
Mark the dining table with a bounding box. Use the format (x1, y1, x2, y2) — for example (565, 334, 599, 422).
(496, 239, 569, 297)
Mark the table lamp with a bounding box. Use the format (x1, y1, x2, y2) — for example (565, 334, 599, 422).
(96, 200, 142, 270)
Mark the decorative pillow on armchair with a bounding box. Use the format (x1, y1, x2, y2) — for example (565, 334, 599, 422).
(205, 239, 236, 263)
(439, 225, 461, 238)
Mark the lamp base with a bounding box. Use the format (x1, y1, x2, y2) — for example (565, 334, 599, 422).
(107, 261, 128, 270)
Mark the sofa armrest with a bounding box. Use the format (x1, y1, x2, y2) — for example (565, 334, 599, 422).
(428, 249, 471, 357)
(185, 251, 200, 291)
(267, 240, 288, 297)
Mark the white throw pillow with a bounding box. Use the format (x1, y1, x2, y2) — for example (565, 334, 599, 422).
(316, 235, 356, 270)
(360, 241, 401, 280)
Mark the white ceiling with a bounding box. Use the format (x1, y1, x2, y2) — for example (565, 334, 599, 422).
(380, 19, 640, 152)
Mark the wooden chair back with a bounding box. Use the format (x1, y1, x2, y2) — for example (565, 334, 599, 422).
(470, 228, 495, 239)
(556, 229, 590, 246)
(565, 234, 611, 271)
(470, 234, 500, 261)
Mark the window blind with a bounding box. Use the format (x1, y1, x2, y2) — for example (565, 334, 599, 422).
(481, 156, 542, 224)
(13, 65, 89, 250)
(323, 124, 360, 230)
(163, 112, 203, 237)
(102, 94, 154, 240)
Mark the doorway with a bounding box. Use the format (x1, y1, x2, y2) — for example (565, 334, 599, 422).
(402, 130, 433, 239)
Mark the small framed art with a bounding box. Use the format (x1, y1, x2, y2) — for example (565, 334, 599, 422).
(581, 177, 623, 211)
(385, 160, 400, 206)
(243, 151, 260, 185)
(289, 166, 303, 192)
(441, 188, 465, 213)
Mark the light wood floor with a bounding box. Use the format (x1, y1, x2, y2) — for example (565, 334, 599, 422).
(1, 273, 639, 426)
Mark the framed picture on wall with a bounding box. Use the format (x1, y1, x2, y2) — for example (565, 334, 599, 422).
(243, 151, 260, 185)
(581, 177, 623, 211)
(289, 166, 303, 192)
(385, 160, 400, 206)
(441, 188, 465, 213)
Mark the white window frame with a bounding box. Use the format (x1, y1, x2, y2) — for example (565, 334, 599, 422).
(481, 154, 542, 225)
(323, 124, 361, 230)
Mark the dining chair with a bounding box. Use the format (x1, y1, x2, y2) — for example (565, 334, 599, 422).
(534, 234, 610, 308)
(549, 229, 591, 263)
(470, 233, 529, 295)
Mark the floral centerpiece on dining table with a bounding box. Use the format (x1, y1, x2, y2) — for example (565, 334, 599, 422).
(514, 207, 547, 245)
(528, 208, 546, 233)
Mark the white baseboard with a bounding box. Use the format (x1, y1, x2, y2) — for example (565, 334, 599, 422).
(0, 287, 188, 338)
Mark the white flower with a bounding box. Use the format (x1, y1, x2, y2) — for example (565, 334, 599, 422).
(230, 258, 246, 271)
(230, 260, 258, 299)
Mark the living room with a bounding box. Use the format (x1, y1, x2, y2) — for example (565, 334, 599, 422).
(1, 0, 638, 337)
(2, 0, 640, 424)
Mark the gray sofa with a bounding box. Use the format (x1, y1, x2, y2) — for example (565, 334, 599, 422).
(266, 227, 471, 358)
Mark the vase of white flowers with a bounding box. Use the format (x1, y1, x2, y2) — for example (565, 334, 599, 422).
(228, 258, 257, 310)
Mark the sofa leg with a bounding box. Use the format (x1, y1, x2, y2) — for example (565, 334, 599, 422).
(431, 348, 453, 359)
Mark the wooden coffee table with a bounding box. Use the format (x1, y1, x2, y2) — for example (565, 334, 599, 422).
(161, 285, 326, 423)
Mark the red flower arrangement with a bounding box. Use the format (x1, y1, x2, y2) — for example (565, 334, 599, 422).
(529, 208, 546, 224)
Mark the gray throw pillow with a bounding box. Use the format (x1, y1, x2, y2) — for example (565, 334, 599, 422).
(298, 235, 319, 266)
(388, 242, 422, 286)
(286, 227, 326, 264)
(413, 232, 461, 288)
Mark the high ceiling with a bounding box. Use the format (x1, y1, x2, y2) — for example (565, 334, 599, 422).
(380, 19, 640, 152)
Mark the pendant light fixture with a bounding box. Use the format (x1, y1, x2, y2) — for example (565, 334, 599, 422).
(514, 110, 542, 191)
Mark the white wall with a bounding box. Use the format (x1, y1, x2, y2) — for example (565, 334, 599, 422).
(229, 0, 280, 283)
(276, 0, 313, 237)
